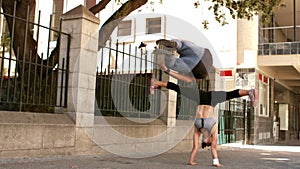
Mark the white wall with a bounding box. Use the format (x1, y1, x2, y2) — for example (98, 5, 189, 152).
(63, 0, 85, 13)
(279, 104, 289, 130)
(34, 0, 54, 58)
(98, 0, 239, 72)
(28, 0, 238, 72)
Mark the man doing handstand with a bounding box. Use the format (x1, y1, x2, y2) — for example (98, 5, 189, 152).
(152, 39, 256, 167)
(151, 79, 255, 167)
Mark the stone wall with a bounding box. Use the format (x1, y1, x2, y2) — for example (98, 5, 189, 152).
(0, 111, 75, 158)
(0, 111, 194, 158)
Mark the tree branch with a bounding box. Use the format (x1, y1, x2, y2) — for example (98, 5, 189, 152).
(99, 0, 148, 47)
(89, 0, 112, 15)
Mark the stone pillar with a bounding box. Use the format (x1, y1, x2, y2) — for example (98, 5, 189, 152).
(59, 5, 99, 154)
(237, 16, 259, 67)
(165, 76, 177, 127)
(237, 16, 259, 144)
(155, 52, 177, 127)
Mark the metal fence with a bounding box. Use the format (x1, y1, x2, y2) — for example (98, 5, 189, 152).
(0, 2, 70, 112)
(175, 79, 209, 120)
(260, 26, 300, 43)
(95, 42, 162, 118)
(218, 99, 251, 144)
(259, 26, 300, 55)
(95, 42, 211, 119)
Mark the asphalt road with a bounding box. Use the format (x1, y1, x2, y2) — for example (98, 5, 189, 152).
(0, 146, 299, 169)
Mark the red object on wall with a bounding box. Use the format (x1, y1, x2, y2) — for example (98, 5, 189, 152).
(264, 77, 268, 83)
(259, 74, 263, 80)
(220, 70, 233, 76)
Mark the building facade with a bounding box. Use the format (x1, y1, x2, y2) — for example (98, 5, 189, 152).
(102, 0, 300, 144)
(0, 0, 299, 148)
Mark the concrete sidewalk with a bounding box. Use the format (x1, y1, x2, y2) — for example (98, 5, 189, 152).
(220, 141, 300, 152)
(0, 144, 300, 169)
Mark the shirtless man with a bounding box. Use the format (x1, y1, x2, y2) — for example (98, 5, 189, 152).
(190, 105, 221, 167)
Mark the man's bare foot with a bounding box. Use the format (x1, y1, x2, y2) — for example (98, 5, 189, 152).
(213, 163, 223, 167)
(188, 162, 198, 165)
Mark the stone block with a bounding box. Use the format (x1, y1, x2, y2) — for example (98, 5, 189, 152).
(93, 125, 128, 145)
(135, 126, 151, 138)
(42, 125, 75, 148)
(69, 33, 96, 49)
(58, 34, 70, 51)
(75, 88, 95, 112)
(75, 127, 94, 153)
(0, 124, 43, 151)
(78, 51, 98, 74)
(62, 19, 83, 34)
(68, 49, 81, 73)
(75, 112, 94, 127)
(72, 73, 96, 90)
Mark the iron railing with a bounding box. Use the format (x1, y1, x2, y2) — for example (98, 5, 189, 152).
(95, 42, 162, 118)
(0, 1, 70, 112)
(260, 26, 300, 43)
(175, 79, 209, 120)
(218, 99, 250, 144)
(95, 41, 210, 119)
(259, 26, 300, 55)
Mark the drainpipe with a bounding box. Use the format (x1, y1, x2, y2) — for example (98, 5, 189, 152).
(294, 0, 296, 41)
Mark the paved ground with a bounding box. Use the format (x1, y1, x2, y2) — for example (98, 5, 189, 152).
(0, 144, 300, 169)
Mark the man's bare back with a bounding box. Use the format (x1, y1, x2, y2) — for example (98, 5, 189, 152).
(196, 105, 215, 118)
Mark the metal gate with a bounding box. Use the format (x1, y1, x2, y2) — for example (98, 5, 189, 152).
(218, 99, 251, 144)
(0, 2, 70, 112)
(95, 42, 162, 118)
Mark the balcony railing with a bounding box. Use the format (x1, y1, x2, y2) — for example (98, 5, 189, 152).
(259, 25, 300, 55)
(260, 26, 300, 43)
(258, 42, 300, 55)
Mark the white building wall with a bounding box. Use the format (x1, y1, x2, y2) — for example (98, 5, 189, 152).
(98, 0, 239, 83)
(63, 0, 85, 13)
(34, 0, 54, 58)
(33, 0, 101, 58)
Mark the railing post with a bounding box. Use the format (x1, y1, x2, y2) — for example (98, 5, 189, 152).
(243, 99, 247, 145)
(58, 5, 99, 153)
(154, 51, 177, 127)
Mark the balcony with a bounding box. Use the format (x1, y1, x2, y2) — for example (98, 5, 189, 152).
(257, 24, 300, 94)
(258, 42, 300, 55)
(258, 43, 300, 94)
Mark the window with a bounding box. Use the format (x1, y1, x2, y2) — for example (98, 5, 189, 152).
(117, 20, 132, 36)
(258, 74, 269, 117)
(279, 104, 288, 130)
(146, 17, 161, 34)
